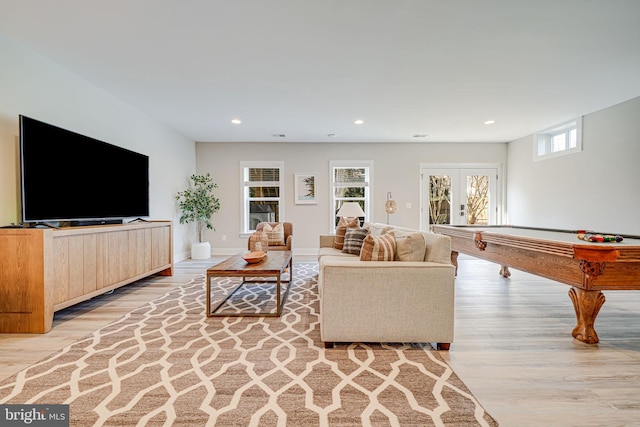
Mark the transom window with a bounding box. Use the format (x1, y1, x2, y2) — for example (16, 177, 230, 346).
(330, 160, 372, 230)
(535, 117, 582, 161)
(241, 161, 284, 233)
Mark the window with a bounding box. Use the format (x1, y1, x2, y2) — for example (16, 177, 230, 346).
(241, 161, 284, 234)
(534, 117, 582, 160)
(330, 160, 373, 230)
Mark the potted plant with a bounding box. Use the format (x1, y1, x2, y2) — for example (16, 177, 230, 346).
(175, 173, 221, 259)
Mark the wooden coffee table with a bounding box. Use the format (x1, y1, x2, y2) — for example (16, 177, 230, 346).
(206, 250, 293, 317)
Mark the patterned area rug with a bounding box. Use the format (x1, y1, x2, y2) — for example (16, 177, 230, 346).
(0, 263, 497, 426)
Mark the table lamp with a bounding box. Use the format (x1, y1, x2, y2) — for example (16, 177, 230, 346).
(336, 202, 365, 224)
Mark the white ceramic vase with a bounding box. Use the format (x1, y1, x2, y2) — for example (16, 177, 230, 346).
(191, 241, 211, 259)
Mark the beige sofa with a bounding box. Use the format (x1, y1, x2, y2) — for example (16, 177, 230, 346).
(317, 223, 455, 350)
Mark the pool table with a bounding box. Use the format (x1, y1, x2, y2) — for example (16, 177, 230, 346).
(432, 225, 640, 344)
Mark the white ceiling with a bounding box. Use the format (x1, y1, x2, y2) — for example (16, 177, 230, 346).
(1, 0, 639, 143)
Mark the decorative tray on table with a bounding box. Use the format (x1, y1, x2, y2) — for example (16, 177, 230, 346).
(242, 251, 266, 263)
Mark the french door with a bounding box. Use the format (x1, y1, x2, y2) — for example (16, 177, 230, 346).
(421, 165, 500, 230)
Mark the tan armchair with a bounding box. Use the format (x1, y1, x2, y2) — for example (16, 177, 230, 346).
(248, 222, 293, 251)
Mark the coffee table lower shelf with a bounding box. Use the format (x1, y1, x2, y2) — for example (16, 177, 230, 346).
(205, 251, 293, 317)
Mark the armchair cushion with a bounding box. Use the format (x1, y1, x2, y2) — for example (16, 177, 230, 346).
(262, 222, 285, 245)
(254, 222, 293, 251)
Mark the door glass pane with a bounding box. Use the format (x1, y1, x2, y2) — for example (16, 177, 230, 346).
(428, 175, 451, 225)
(466, 175, 489, 225)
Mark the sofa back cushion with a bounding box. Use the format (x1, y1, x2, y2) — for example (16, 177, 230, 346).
(360, 231, 396, 261)
(262, 222, 286, 246)
(342, 227, 369, 255)
(363, 222, 394, 236)
(422, 232, 452, 264)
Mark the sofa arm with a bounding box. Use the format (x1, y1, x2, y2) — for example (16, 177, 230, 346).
(319, 234, 335, 248)
(318, 260, 455, 344)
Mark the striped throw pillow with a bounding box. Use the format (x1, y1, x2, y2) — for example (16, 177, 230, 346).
(360, 231, 396, 261)
(342, 227, 369, 255)
(333, 217, 359, 250)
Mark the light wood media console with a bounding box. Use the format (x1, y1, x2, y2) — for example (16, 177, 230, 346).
(0, 220, 173, 333)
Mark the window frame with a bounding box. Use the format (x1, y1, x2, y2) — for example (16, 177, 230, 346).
(240, 160, 284, 235)
(534, 117, 583, 161)
(329, 160, 373, 231)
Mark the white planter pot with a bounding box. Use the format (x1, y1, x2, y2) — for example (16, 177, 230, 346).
(191, 242, 211, 259)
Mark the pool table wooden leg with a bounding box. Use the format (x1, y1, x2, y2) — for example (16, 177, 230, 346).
(450, 251, 459, 276)
(499, 265, 511, 278)
(568, 287, 606, 344)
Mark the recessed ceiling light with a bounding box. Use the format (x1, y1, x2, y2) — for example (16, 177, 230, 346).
(231, 119, 242, 124)
(354, 119, 364, 125)
(484, 120, 496, 125)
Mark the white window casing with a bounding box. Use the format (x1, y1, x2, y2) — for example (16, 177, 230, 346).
(534, 117, 582, 161)
(240, 161, 284, 234)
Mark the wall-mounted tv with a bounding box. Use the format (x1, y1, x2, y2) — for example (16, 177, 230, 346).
(19, 115, 149, 225)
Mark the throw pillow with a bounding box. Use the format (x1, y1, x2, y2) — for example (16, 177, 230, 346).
(262, 223, 285, 246)
(342, 227, 369, 255)
(395, 231, 427, 261)
(363, 222, 394, 236)
(333, 217, 359, 250)
(360, 231, 396, 261)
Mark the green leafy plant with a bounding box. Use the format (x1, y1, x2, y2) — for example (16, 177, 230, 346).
(175, 173, 220, 243)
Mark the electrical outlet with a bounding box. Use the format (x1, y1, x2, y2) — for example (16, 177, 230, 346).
(406, 202, 412, 209)
(221, 235, 227, 241)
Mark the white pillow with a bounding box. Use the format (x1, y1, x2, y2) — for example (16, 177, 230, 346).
(262, 223, 285, 246)
(363, 222, 394, 236)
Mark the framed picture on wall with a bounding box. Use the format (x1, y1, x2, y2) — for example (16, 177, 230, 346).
(294, 173, 317, 204)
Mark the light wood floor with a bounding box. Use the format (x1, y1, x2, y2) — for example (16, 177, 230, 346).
(2, 255, 640, 426)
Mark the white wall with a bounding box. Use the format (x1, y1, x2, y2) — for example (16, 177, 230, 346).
(6, 28, 635, 259)
(0, 34, 197, 261)
(506, 96, 640, 235)
(196, 141, 507, 255)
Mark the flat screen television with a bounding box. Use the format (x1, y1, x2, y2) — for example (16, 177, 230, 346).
(19, 115, 149, 225)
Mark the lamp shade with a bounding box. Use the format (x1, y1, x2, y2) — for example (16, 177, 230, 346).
(385, 199, 397, 214)
(336, 202, 365, 218)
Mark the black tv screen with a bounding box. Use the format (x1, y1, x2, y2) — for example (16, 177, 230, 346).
(19, 115, 149, 224)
